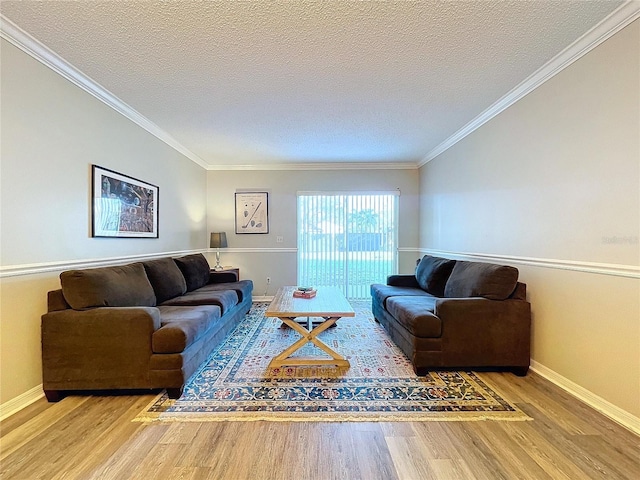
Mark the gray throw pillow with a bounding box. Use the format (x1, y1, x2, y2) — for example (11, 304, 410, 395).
(444, 261, 519, 300)
(414, 255, 456, 296)
(173, 254, 211, 292)
(60, 262, 156, 310)
(142, 258, 187, 303)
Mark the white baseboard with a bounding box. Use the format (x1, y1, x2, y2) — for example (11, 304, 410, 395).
(252, 296, 274, 302)
(530, 360, 640, 435)
(0, 384, 44, 421)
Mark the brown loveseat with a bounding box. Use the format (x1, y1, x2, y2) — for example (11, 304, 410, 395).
(41, 253, 252, 401)
(371, 255, 531, 376)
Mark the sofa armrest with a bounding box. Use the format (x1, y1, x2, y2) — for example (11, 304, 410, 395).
(433, 297, 531, 365)
(208, 270, 238, 283)
(387, 275, 420, 288)
(41, 307, 161, 389)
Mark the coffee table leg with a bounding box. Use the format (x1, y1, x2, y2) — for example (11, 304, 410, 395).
(268, 316, 350, 368)
(280, 317, 338, 328)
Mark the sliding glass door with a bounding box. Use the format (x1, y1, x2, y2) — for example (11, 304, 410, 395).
(297, 192, 398, 299)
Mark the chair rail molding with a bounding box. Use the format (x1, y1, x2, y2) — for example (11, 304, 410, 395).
(0, 249, 206, 278)
(218, 247, 298, 254)
(420, 249, 640, 279)
(0, 248, 302, 278)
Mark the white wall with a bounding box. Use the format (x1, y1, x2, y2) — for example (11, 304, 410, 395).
(0, 40, 207, 406)
(419, 21, 639, 419)
(205, 169, 420, 296)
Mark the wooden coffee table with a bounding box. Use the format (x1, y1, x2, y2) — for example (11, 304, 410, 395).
(265, 286, 355, 368)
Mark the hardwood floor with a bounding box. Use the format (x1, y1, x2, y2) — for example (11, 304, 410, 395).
(1, 372, 638, 480)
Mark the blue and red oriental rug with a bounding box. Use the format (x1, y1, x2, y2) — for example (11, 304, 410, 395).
(135, 302, 530, 422)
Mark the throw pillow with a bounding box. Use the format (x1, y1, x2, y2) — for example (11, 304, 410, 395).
(60, 262, 156, 310)
(414, 255, 456, 296)
(444, 261, 519, 300)
(173, 253, 211, 292)
(142, 258, 188, 304)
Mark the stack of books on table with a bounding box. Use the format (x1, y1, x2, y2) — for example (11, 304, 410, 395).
(293, 287, 317, 299)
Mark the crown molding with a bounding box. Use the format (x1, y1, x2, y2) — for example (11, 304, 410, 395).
(0, 14, 210, 170)
(419, 1, 640, 166)
(205, 161, 419, 171)
(3, 2, 637, 172)
(0, 14, 418, 172)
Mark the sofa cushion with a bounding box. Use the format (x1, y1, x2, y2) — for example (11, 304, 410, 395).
(173, 254, 211, 292)
(142, 258, 187, 304)
(385, 296, 442, 338)
(60, 263, 156, 310)
(160, 289, 239, 314)
(371, 284, 433, 308)
(386, 275, 421, 288)
(444, 261, 519, 300)
(197, 280, 253, 302)
(415, 255, 456, 296)
(153, 305, 221, 353)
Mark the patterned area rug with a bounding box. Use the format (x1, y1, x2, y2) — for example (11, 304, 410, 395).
(135, 302, 531, 422)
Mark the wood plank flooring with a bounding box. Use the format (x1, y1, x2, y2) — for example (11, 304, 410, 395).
(1, 372, 638, 480)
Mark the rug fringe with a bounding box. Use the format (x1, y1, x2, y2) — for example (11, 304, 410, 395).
(134, 411, 532, 423)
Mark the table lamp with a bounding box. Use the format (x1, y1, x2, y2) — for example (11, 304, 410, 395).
(210, 232, 228, 271)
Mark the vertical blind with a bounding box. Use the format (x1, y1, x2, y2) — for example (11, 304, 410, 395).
(297, 192, 399, 300)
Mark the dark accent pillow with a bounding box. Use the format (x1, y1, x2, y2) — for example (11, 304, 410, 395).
(444, 261, 519, 300)
(60, 262, 156, 310)
(142, 258, 187, 303)
(173, 254, 211, 292)
(414, 255, 456, 296)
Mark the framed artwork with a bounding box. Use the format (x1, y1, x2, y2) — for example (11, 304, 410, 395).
(92, 165, 159, 238)
(235, 191, 269, 234)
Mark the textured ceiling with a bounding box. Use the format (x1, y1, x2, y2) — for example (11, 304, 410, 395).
(0, 1, 625, 168)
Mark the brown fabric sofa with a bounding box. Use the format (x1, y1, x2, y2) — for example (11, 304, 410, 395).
(41, 253, 252, 401)
(371, 255, 531, 376)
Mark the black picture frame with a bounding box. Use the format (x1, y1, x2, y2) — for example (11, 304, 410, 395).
(92, 165, 159, 238)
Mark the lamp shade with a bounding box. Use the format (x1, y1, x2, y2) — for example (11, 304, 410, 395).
(210, 232, 228, 249)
